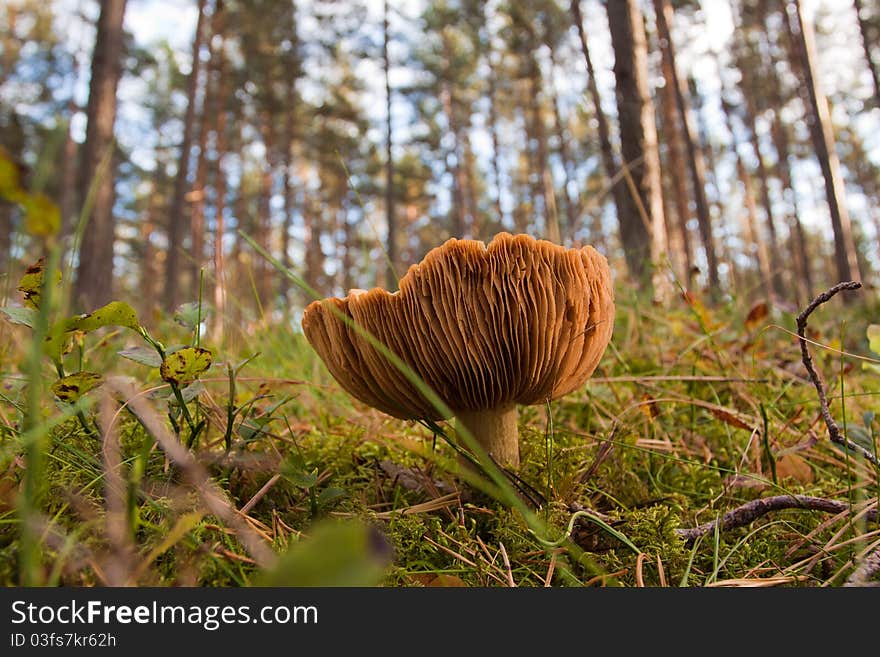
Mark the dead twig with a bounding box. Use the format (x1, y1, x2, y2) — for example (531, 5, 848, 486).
(676, 495, 878, 543)
(105, 376, 275, 567)
(796, 281, 878, 466)
(844, 545, 880, 587)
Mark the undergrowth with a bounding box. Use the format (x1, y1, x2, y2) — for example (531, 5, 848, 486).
(0, 254, 879, 587)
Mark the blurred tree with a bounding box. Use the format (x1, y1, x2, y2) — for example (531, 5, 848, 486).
(74, 0, 128, 310)
(607, 0, 672, 302)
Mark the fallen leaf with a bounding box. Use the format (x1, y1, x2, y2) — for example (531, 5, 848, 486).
(426, 574, 467, 587)
(710, 407, 753, 431)
(774, 452, 814, 484)
(745, 301, 769, 331)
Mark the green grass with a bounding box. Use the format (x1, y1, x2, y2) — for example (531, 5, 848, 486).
(0, 267, 878, 587)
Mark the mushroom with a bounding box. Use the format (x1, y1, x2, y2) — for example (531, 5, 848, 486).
(301, 232, 615, 468)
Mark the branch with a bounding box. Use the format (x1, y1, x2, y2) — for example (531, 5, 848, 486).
(675, 494, 878, 543)
(845, 546, 880, 587)
(796, 281, 879, 466)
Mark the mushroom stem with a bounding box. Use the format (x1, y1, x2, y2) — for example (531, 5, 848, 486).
(455, 405, 519, 468)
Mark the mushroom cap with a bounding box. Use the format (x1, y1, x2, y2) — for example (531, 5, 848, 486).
(301, 232, 615, 421)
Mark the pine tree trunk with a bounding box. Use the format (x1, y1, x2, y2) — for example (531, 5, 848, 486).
(787, 0, 862, 286)
(485, 43, 505, 229)
(383, 0, 398, 288)
(164, 0, 207, 312)
(606, 0, 672, 301)
(570, 0, 619, 253)
(526, 51, 560, 244)
(652, 0, 719, 294)
(189, 73, 212, 300)
(723, 100, 773, 297)
(74, 0, 128, 311)
(657, 16, 693, 282)
(258, 115, 274, 307)
(212, 2, 228, 341)
(758, 0, 812, 304)
(547, 47, 578, 242)
(853, 0, 880, 107)
(59, 101, 78, 244)
(280, 75, 295, 314)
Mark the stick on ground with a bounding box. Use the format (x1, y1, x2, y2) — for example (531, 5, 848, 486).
(795, 280, 878, 466)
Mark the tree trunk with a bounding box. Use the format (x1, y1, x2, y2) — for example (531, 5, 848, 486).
(570, 0, 620, 253)
(787, 0, 862, 285)
(547, 47, 579, 242)
(280, 76, 295, 314)
(164, 0, 207, 312)
(211, 1, 228, 341)
(606, 0, 672, 301)
(189, 74, 212, 301)
(853, 0, 880, 107)
(525, 51, 560, 244)
(59, 101, 78, 244)
(759, 0, 812, 304)
(652, 0, 719, 294)
(383, 0, 398, 288)
(258, 115, 274, 307)
(657, 15, 692, 283)
(140, 174, 163, 318)
(722, 99, 773, 297)
(485, 41, 505, 229)
(74, 0, 128, 311)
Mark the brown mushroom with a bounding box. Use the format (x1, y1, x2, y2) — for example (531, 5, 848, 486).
(301, 232, 615, 468)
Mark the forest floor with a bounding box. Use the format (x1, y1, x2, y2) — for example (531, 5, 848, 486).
(1, 266, 879, 587)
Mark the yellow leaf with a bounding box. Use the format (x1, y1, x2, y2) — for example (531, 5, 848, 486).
(160, 347, 213, 386)
(0, 148, 24, 201)
(17, 257, 61, 310)
(51, 372, 103, 403)
(22, 192, 61, 237)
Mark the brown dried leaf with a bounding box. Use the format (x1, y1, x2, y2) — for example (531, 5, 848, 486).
(710, 407, 753, 431)
(744, 301, 769, 331)
(775, 452, 814, 484)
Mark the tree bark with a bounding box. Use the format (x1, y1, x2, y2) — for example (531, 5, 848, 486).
(211, 1, 228, 341)
(853, 0, 880, 107)
(164, 0, 207, 312)
(786, 0, 862, 286)
(657, 14, 693, 283)
(547, 47, 579, 242)
(74, 0, 128, 311)
(606, 0, 672, 301)
(570, 0, 618, 253)
(524, 45, 560, 244)
(189, 65, 212, 301)
(652, 0, 719, 294)
(722, 98, 773, 297)
(383, 0, 398, 288)
(485, 41, 505, 229)
(280, 76, 296, 314)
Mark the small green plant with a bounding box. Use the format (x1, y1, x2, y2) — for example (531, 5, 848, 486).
(1, 258, 213, 447)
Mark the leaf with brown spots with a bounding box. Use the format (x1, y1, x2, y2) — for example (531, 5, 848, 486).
(51, 372, 103, 403)
(17, 257, 61, 309)
(160, 347, 213, 386)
